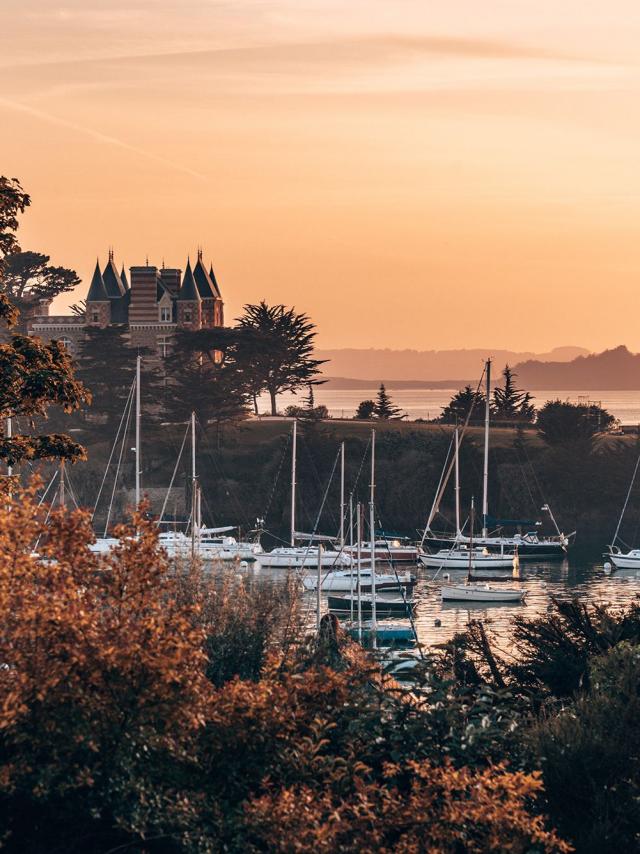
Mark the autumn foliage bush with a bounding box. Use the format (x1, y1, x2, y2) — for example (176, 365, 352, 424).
(0, 486, 568, 852)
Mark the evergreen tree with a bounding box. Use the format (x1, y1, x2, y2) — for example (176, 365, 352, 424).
(374, 383, 402, 419)
(440, 385, 485, 424)
(163, 346, 250, 444)
(75, 327, 161, 435)
(537, 400, 615, 446)
(236, 301, 326, 415)
(2, 251, 80, 331)
(492, 365, 535, 423)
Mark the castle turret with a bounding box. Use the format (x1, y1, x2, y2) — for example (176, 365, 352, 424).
(102, 251, 126, 298)
(176, 259, 201, 329)
(193, 252, 216, 326)
(120, 265, 129, 291)
(85, 260, 111, 327)
(209, 262, 224, 325)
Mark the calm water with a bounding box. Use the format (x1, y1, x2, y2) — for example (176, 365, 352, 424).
(264, 388, 640, 426)
(241, 552, 640, 651)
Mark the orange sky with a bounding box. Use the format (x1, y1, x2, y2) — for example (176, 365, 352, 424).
(3, 1, 640, 351)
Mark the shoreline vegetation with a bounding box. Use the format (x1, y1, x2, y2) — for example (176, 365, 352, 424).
(3, 174, 640, 851)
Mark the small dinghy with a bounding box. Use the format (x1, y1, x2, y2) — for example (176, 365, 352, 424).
(327, 592, 416, 617)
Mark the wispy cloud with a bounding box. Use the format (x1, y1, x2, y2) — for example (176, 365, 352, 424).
(0, 96, 207, 180)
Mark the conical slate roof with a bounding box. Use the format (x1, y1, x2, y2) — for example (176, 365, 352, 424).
(103, 257, 126, 298)
(208, 263, 222, 298)
(193, 256, 215, 299)
(86, 260, 109, 301)
(177, 260, 201, 301)
(120, 265, 129, 291)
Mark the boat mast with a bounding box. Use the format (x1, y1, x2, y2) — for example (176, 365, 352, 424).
(369, 429, 377, 640)
(6, 416, 11, 478)
(454, 425, 461, 539)
(191, 411, 198, 556)
(339, 441, 345, 548)
(290, 419, 297, 547)
(135, 355, 141, 509)
(482, 359, 491, 538)
(467, 497, 475, 583)
(59, 459, 65, 509)
(356, 502, 362, 641)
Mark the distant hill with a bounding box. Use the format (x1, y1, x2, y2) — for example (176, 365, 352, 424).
(316, 346, 589, 381)
(513, 346, 640, 390)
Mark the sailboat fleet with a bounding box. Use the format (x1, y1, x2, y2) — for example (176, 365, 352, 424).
(34, 350, 640, 640)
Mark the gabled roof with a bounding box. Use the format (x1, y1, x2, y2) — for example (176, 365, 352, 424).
(120, 265, 129, 291)
(193, 256, 215, 299)
(102, 257, 126, 298)
(86, 260, 109, 302)
(177, 259, 201, 302)
(157, 280, 173, 302)
(208, 263, 222, 298)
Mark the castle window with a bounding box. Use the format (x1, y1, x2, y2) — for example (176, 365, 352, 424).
(183, 309, 192, 323)
(160, 306, 171, 322)
(92, 312, 99, 323)
(158, 336, 171, 359)
(59, 337, 74, 353)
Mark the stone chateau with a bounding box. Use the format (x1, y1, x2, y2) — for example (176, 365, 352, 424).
(28, 250, 224, 357)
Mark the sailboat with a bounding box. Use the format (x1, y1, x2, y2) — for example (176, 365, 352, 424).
(604, 451, 640, 569)
(423, 360, 571, 560)
(440, 498, 527, 603)
(420, 427, 516, 570)
(89, 356, 143, 554)
(259, 420, 351, 568)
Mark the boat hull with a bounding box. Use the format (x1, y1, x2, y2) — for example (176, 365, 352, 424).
(327, 594, 416, 617)
(441, 583, 526, 602)
(420, 552, 515, 570)
(424, 535, 565, 560)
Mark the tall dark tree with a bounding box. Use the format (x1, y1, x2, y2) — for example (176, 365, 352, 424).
(374, 383, 402, 420)
(1, 251, 80, 329)
(440, 385, 485, 424)
(537, 400, 616, 446)
(236, 301, 326, 416)
(75, 327, 161, 435)
(0, 176, 88, 468)
(492, 365, 536, 423)
(163, 346, 250, 444)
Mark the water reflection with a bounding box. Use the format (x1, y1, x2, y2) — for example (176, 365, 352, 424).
(246, 551, 640, 651)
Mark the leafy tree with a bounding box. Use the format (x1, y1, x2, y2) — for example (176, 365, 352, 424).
(374, 382, 402, 419)
(236, 301, 326, 415)
(440, 385, 485, 424)
(0, 175, 88, 467)
(355, 399, 376, 419)
(537, 400, 615, 446)
(492, 364, 536, 422)
(1, 251, 80, 329)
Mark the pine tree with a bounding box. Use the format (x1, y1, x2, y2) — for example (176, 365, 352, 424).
(440, 386, 485, 424)
(374, 383, 402, 419)
(355, 399, 376, 420)
(492, 365, 535, 423)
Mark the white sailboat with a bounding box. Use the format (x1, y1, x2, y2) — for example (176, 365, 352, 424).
(423, 360, 571, 560)
(440, 498, 527, 603)
(420, 427, 516, 570)
(260, 420, 350, 569)
(604, 451, 640, 569)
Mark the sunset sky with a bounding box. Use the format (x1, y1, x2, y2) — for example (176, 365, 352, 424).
(3, 1, 640, 351)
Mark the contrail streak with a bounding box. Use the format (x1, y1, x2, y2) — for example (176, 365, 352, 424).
(0, 96, 207, 181)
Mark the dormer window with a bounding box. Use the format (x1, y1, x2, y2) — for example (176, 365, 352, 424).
(160, 306, 171, 322)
